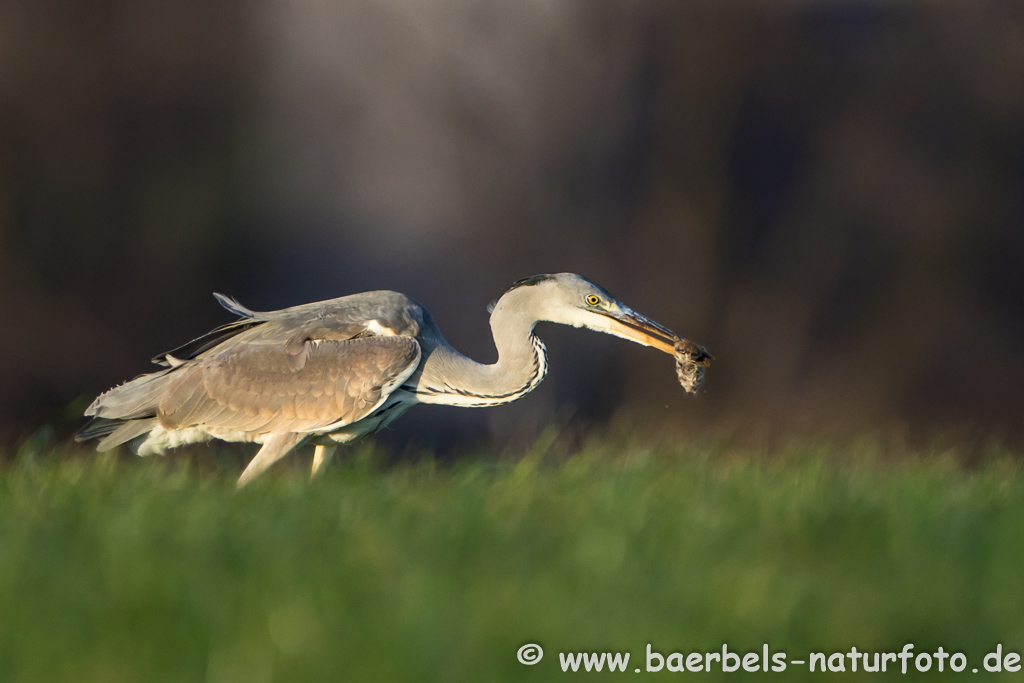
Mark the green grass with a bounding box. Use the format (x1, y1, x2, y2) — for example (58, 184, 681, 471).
(1, 432, 1023, 681)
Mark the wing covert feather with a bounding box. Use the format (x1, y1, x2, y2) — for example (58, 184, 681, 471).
(157, 336, 420, 434)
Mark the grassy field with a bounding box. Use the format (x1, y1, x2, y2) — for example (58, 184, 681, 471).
(1, 430, 1023, 682)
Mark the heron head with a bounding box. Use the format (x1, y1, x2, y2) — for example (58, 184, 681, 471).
(495, 273, 681, 355)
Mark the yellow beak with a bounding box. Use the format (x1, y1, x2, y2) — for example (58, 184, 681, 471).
(600, 308, 680, 356)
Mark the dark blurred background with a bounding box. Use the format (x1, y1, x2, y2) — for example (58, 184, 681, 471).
(1, 0, 1022, 452)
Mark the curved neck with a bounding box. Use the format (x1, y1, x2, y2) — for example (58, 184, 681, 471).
(411, 294, 548, 406)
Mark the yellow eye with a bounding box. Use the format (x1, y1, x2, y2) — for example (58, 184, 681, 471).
(586, 295, 601, 306)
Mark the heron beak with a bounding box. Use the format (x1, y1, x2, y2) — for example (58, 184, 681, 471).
(599, 307, 679, 355)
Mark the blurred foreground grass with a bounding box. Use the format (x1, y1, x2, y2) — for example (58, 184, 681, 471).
(1, 432, 1023, 682)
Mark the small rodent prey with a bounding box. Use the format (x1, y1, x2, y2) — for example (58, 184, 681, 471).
(674, 339, 712, 394)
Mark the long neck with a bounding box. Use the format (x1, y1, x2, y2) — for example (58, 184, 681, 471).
(410, 297, 548, 406)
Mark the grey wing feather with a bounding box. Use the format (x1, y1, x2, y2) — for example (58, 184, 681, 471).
(85, 368, 172, 418)
(213, 292, 258, 319)
(154, 290, 424, 368)
(210, 290, 425, 333)
(157, 336, 421, 434)
(97, 419, 158, 452)
(152, 319, 264, 367)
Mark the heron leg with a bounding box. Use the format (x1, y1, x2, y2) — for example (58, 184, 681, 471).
(237, 432, 306, 488)
(311, 444, 337, 479)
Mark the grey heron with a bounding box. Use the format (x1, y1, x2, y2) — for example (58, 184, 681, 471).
(77, 273, 710, 486)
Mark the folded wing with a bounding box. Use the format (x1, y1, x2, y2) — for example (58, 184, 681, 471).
(158, 335, 421, 435)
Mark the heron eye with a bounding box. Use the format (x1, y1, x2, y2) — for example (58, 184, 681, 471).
(586, 295, 601, 306)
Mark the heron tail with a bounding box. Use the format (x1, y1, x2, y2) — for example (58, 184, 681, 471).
(75, 416, 122, 441)
(76, 417, 158, 452)
(84, 368, 173, 420)
(78, 368, 177, 451)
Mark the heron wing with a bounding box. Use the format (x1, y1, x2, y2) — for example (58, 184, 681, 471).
(153, 290, 424, 366)
(156, 336, 421, 434)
